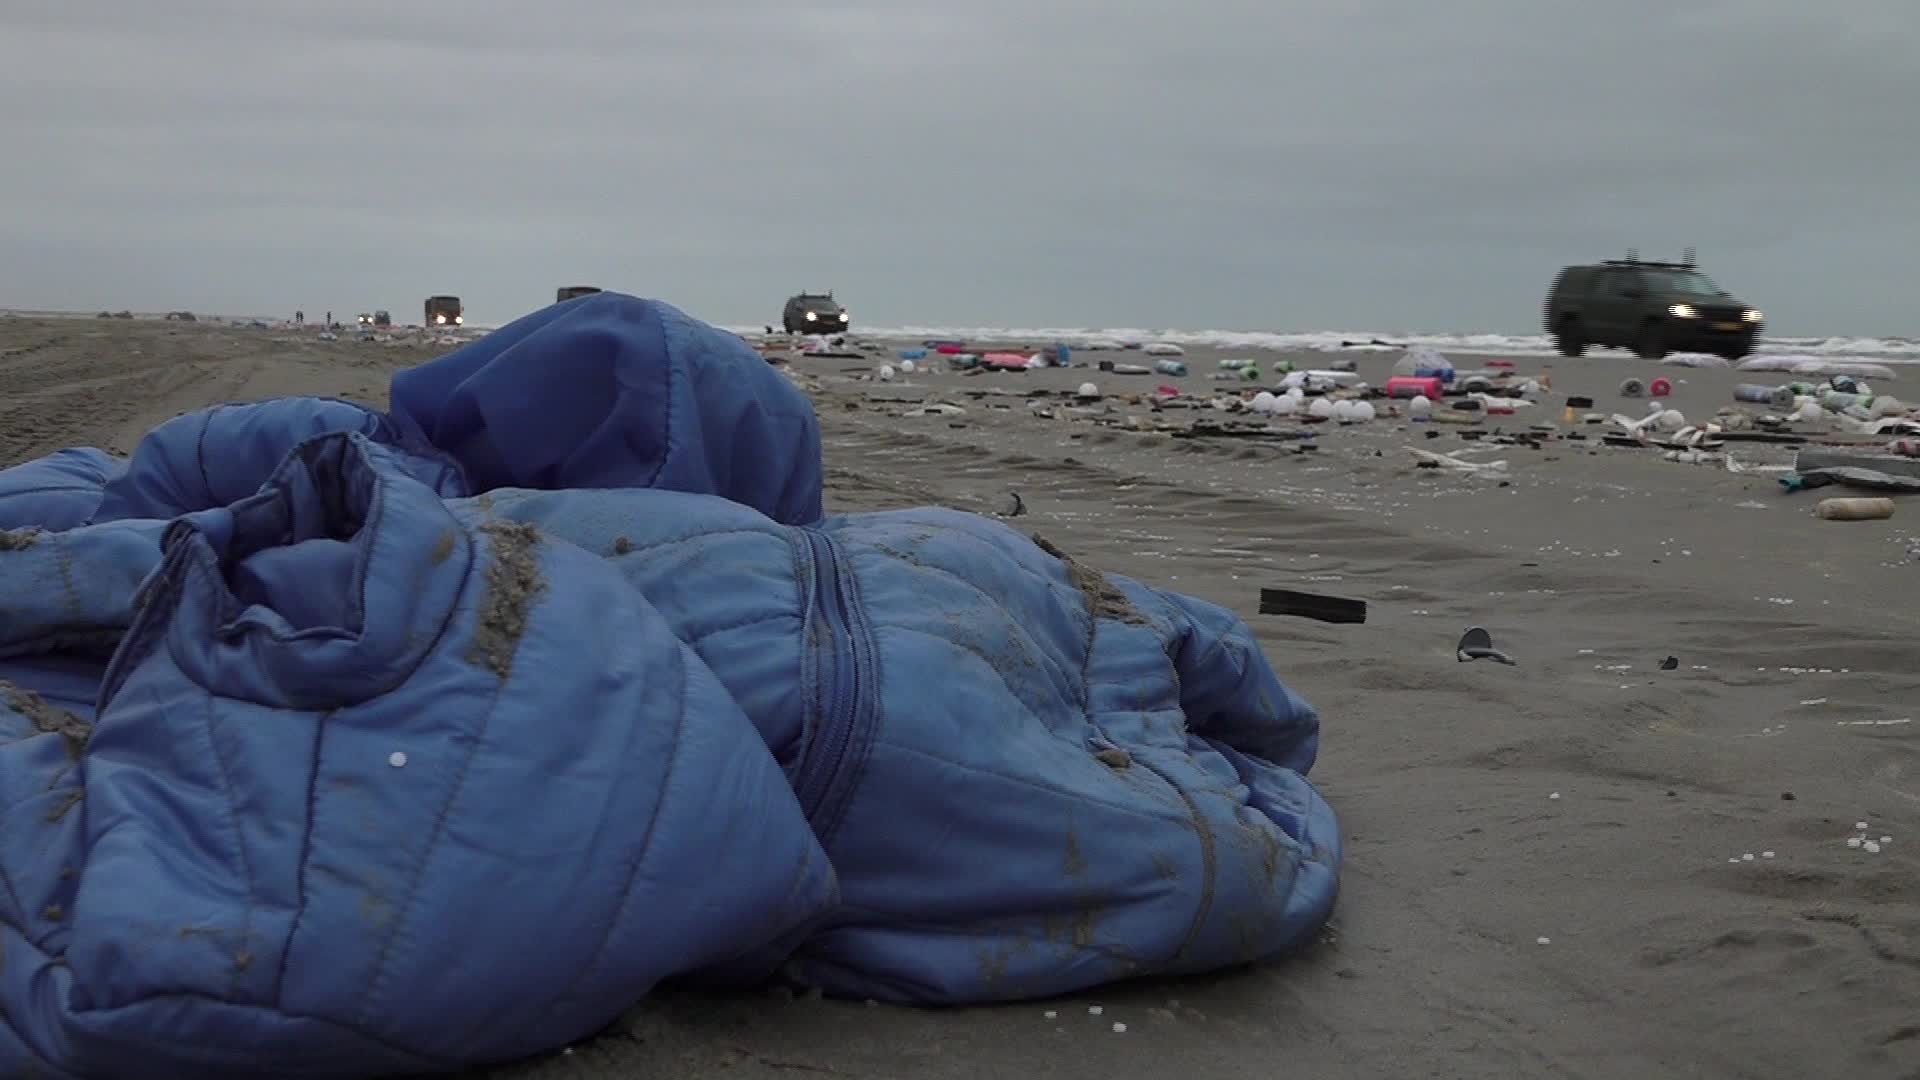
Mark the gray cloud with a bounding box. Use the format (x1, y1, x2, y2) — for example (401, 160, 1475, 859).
(2, 0, 1915, 335)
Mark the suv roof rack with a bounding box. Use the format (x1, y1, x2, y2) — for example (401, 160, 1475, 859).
(1601, 247, 1699, 270)
(1600, 258, 1697, 270)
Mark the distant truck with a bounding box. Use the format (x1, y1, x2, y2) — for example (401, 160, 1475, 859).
(356, 310, 393, 329)
(424, 295, 464, 328)
(782, 290, 849, 335)
(556, 286, 602, 303)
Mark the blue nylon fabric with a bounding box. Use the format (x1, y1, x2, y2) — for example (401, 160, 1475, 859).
(0, 434, 834, 1079)
(472, 494, 1339, 1004)
(92, 397, 467, 524)
(0, 293, 1339, 1078)
(0, 447, 124, 531)
(389, 292, 824, 526)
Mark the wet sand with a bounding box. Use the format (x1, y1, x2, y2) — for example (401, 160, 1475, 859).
(3, 315, 1917, 1080)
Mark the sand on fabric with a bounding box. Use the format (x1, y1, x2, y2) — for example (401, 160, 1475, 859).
(3, 315, 1916, 1080)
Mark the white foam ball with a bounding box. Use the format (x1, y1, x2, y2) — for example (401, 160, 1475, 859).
(877, 364, 896, 382)
(1076, 381, 1100, 399)
(1308, 396, 1336, 419)
(1272, 393, 1299, 416)
(1250, 390, 1277, 414)
(1408, 394, 1433, 418)
(1353, 400, 1377, 422)
(899, 359, 917, 373)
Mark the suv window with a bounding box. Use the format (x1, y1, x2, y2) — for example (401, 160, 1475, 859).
(1597, 270, 1642, 298)
(1641, 270, 1721, 297)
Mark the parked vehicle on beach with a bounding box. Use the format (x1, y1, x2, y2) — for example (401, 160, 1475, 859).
(557, 286, 602, 303)
(356, 310, 393, 329)
(425, 295, 464, 328)
(782, 290, 849, 335)
(1543, 251, 1763, 360)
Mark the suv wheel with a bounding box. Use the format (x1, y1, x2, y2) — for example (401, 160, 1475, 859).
(1554, 318, 1586, 358)
(1633, 322, 1667, 360)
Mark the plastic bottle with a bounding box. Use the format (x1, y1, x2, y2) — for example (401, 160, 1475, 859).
(1819, 389, 1869, 412)
(1219, 358, 1253, 370)
(1733, 384, 1780, 404)
(1394, 346, 1455, 383)
(1154, 358, 1188, 376)
(1816, 497, 1895, 521)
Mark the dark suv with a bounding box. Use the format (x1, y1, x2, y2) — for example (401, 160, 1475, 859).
(782, 291, 849, 335)
(1543, 256, 1763, 360)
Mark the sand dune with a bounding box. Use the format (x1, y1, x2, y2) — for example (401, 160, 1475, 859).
(3, 316, 1915, 1080)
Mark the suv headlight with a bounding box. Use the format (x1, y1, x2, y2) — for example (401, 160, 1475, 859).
(1668, 303, 1697, 318)
(1743, 309, 1763, 322)
(839, 311, 849, 321)
(805, 311, 817, 321)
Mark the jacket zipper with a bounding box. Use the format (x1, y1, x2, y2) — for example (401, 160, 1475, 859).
(793, 528, 877, 844)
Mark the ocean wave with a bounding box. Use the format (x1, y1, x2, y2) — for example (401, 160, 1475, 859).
(723, 323, 1920, 363)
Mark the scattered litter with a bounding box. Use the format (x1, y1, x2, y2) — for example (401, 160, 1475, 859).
(1258, 587, 1367, 624)
(1456, 626, 1516, 665)
(388, 751, 408, 768)
(1549, 792, 1561, 800)
(1408, 447, 1510, 474)
(1111, 1022, 1128, 1034)
(1762, 851, 1776, 858)
(1088, 1005, 1104, 1016)
(1535, 936, 1551, 946)
(1814, 497, 1896, 521)
(1043, 1010, 1057, 1020)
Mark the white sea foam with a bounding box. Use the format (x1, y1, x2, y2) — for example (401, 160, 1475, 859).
(722, 323, 1920, 364)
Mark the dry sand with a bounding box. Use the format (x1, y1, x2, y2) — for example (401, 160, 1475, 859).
(3, 315, 1918, 1080)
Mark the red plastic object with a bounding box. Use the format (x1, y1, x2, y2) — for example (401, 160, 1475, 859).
(1649, 377, 1673, 397)
(1385, 376, 1444, 400)
(935, 343, 963, 354)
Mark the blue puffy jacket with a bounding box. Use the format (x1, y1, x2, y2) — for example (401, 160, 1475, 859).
(0, 294, 1338, 1079)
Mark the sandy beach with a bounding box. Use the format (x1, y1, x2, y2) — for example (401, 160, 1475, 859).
(3, 314, 1916, 1080)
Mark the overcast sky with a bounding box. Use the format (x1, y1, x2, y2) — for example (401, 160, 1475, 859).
(2, 1, 1916, 337)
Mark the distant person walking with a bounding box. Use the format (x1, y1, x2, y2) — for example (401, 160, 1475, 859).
(295, 310, 305, 326)
(325, 310, 332, 327)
